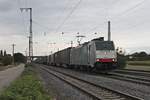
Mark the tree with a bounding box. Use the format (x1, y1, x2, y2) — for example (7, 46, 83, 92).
(2, 56, 13, 66)
(0, 50, 3, 56)
(4, 50, 7, 56)
(14, 53, 26, 63)
(132, 51, 147, 57)
(138, 52, 147, 57)
(117, 53, 127, 69)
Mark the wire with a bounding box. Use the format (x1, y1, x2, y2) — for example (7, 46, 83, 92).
(86, 21, 106, 33)
(32, 20, 52, 31)
(55, 0, 82, 33)
(111, 0, 145, 22)
(84, 0, 122, 34)
(111, 0, 146, 31)
(86, 0, 145, 32)
(53, 0, 71, 27)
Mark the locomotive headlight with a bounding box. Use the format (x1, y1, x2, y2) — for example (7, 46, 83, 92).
(112, 58, 117, 62)
(112, 59, 115, 61)
(96, 59, 99, 62)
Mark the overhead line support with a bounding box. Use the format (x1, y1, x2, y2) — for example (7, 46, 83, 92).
(20, 8, 33, 62)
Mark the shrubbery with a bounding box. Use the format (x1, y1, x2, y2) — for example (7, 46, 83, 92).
(117, 53, 127, 69)
(0, 52, 26, 66)
(14, 53, 26, 63)
(1, 56, 13, 66)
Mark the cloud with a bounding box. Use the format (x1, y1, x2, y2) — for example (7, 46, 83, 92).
(0, 0, 15, 12)
(0, 0, 150, 55)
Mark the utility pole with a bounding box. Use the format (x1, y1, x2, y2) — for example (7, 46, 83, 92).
(108, 21, 111, 41)
(24, 48, 28, 62)
(20, 8, 33, 62)
(71, 41, 73, 47)
(48, 42, 56, 53)
(12, 44, 16, 65)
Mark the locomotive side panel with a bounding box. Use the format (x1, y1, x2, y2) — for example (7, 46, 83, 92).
(80, 44, 88, 65)
(88, 42, 96, 67)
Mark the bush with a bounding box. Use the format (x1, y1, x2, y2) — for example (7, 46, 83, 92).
(14, 53, 26, 63)
(117, 54, 127, 69)
(2, 56, 13, 66)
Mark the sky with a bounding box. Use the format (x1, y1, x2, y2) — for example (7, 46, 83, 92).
(0, 0, 150, 56)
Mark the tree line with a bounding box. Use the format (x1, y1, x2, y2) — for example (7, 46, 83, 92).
(116, 49, 150, 68)
(126, 51, 150, 61)
(0, 50, 26, 66)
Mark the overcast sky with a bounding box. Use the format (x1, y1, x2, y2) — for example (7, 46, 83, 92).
(0, 0, 150, 56)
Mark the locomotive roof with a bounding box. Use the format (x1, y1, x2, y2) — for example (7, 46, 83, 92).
(82, 42, 89, 45)
(91, 37, 104, 41)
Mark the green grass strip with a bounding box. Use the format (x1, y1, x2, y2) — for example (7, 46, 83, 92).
(128, 61, 150, 66)
(0, 64, 51, 100)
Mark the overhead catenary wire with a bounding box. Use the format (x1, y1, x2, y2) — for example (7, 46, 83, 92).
(53, 0, 71, 27)
(84, 0, 120, 34)
(111, 0, 146, 22)
(111, 0, 146, 31)
(55, 0, 82, 33)
(87, 0, 145, 32)
(32, 20, 52, 32)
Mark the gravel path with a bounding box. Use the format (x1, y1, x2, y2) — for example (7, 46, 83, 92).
(0, 65, 14, 71)
(0, 64, 25, 92)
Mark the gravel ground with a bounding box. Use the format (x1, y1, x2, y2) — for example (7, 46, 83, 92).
(41, 65, 150, 100)
(35, 65, 94, 100)
(0, 64, 25, 92)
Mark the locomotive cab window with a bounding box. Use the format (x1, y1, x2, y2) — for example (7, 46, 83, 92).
(95, 41, 114, 50)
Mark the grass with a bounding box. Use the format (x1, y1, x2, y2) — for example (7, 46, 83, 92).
(125, 61, 150, 71)
(0, 64, 51, 100)
(127, 61, 150, 66)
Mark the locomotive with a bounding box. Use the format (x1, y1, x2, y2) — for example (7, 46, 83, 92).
(46, 37, 117, 71)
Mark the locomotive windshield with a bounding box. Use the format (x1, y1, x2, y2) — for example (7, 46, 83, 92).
(95, 41, 115, 50)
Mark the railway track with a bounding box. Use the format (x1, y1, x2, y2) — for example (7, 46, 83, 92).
(106, 69, 150, 86)
(39, 65, 143, 100)
(113, 69, 150, 77)
(106, 72, 150, 86)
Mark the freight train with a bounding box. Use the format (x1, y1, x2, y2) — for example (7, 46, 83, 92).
(41, 37, 117, 71)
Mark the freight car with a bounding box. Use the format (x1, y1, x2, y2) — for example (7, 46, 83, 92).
(53, 47, 72, 67)
(47, 37, 117, 71)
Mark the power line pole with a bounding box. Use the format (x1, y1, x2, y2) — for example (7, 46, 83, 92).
(12, 44, 16, 65)
(76, 32, 85, 45)
(71, 41, 73, 47)
(20, 8, 33, 62)
(24, 48, 28, 62)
